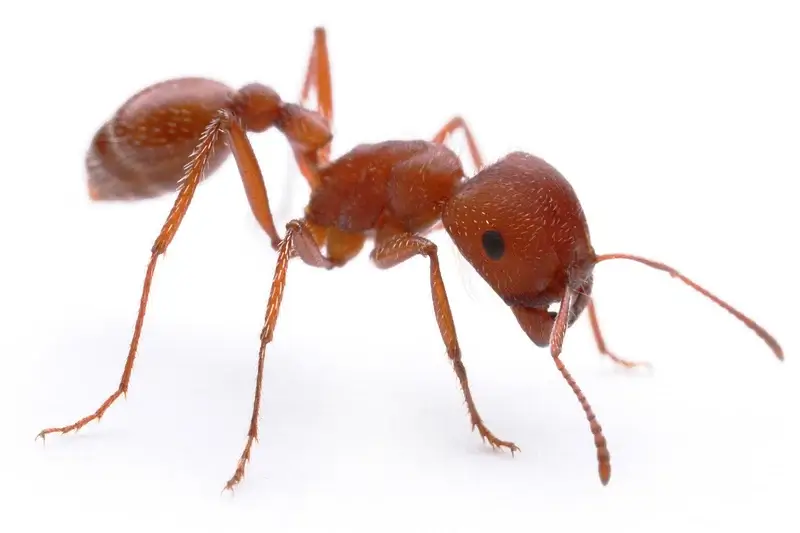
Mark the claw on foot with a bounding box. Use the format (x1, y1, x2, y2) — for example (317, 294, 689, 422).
(223, 436, 255, 494)
(223, 459, 247, 493)
(35, 424, 82, 442)
(608, 352, 652, 370)
(489, 437, 520, 456)
(473, 422, 520, 456)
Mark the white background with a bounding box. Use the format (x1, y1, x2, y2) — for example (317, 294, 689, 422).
(1, 1, 798, 531)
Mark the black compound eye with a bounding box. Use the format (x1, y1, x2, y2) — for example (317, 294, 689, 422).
(481, 230, 505, 260)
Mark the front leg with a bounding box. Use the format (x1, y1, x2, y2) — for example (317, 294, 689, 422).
(371, 232, 519, 455)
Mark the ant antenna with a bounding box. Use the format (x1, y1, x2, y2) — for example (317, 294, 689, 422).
(594, 253, 783, 360)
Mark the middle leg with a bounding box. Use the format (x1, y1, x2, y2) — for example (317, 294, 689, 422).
(224, 218, 336, 492)
(371, 231, 518, 454)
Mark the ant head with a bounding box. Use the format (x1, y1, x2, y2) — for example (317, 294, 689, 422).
(233, 83, 282, 132)
(442, 151, 596, 310)
(444, 153, 783, 362)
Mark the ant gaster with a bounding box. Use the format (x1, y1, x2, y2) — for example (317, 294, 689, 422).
(37, 27, 783, 491)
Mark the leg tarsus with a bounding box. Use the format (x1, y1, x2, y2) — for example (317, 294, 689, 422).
(371, 232, 518, 455)
(36, 389, 125, 441)
(224, 434, 257, 493)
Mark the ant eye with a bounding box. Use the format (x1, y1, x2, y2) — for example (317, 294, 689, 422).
(481, 230, 505, 260)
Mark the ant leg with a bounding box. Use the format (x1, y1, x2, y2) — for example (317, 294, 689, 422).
(300, 27, 333, 136)
(371, 232, 519, 454)
(570, 277, 649, 369)
(426, 116, 484, 233)
(287, 25, 334, 187)
(36, 111, 281, 441)
(432, 116, 484, 171)
(224, 112, 288, 249)
(285, 224, 364, 268)
(549, 290, 612, 486)
(224, 218, 333, 491)
(586, 299, 651, 369)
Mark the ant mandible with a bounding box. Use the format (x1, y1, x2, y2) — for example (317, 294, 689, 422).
(37, 27, 783, 492)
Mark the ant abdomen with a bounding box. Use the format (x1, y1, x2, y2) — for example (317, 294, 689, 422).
(86, 78, 235, 201)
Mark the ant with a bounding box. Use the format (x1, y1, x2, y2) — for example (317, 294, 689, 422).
(37, 27, 783, 492)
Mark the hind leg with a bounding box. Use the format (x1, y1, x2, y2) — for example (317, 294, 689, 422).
(291, 26, 335, 189)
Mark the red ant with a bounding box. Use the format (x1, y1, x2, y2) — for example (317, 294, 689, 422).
(37, 27, 783, 491)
